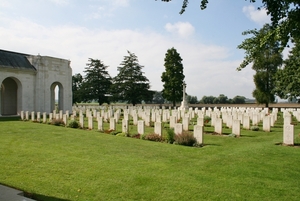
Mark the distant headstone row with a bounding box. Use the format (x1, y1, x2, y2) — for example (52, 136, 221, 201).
(20, 105, 298, 146)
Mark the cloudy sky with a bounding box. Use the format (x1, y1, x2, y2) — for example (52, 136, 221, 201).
(0, 0, 273, 100)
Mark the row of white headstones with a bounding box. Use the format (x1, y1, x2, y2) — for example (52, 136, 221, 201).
(20, 106, 297, 145)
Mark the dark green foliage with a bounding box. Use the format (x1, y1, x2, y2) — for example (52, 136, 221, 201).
(199, 96, 215, 104)
(51, 119, 65, 126)
(213, 94, 229, 104)
(68, 120, 79, 128)
(72, 73, 84, 104)
(152, 91, 165, 104)
(81, 58, 112, 105)
(204, 116, 211, 124)
(111, 51, 153, 106)
(161, 47, 185, 106)
(251, 126, 259, 131)
(174, 132, 197, 146)
(274, 40, 300, 101)
(232, 95, 246, 104)
(187, 95, 198, 104)
(165, 128, 175, 144)
(238, 24, 283, 107)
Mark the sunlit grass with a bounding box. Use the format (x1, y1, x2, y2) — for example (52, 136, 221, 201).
(0, 114, 300, 201)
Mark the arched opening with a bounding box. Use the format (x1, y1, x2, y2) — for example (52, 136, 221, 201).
(51, 82, 64, 112)
(1, 77, 21, 115)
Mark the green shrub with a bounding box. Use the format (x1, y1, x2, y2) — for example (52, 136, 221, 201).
(174, 132, 197, 146)
(111, 131, 121, 135)
(165, 128, 175, 144)
(144, 133, 162, 142)
(204, 116, 211, 124)
(68, 120, 79, 128)
(251, 126, 259, 131)
(51, 119, 65, 126)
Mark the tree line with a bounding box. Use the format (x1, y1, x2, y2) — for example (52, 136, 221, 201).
(160, 0, 300, 107)
(72, 51, 153, 106)
(73, 48, 187, 106)
(152, 92, 247, 104)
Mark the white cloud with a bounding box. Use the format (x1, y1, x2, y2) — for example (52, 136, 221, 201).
(165, 22, 195, 38)
(0, 17, 254, 99)
(243, 5, 270, 26)
(111, 0, 129, 7)
(48, 0, 70, 6)
(86, 0, 129, 20)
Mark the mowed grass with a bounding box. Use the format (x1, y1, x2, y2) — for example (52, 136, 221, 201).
(0, 116, 300, 201)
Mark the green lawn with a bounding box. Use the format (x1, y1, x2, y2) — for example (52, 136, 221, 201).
(0, 116, 300, 201)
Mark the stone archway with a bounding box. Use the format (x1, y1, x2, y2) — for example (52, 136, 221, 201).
(50, 82, 64, 112)
(1, 77, 22, 115)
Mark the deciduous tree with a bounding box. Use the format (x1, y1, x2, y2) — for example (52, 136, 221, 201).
(238, 24, 283, 107)
(161, 47, 185, 107)
(159, 0, 300, 70)
(187, 95, 198, 104)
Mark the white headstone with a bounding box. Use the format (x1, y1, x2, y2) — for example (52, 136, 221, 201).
(137, 120, 145, 135)
(122, 119, 129, 133)
(79, 115, 84, 128)
(88, 116, 93, 129)
(182, 116, 189, 131)
(263, 116, 271, 132)
(174, 123, 183, 135)
(98, 117, 103, 131)
(283, 124, 294, 145)
(194, 125, 203, 144)
(232, 119, 240, 136)
(110, 118, 116, 130)
(214, 118, 222, 135)
(154, 122, 162, 136)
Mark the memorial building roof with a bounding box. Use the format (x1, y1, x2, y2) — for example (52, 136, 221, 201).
(0, 49, 36, 71)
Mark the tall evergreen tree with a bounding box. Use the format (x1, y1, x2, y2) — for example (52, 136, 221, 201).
(72, 73, 84, 104)
(161, 47, 185, 107)
(82, 58, 112, 105)
(274, 40, 300, 101)
(238, 24, 283, 107)
(111, 51, 153, 105)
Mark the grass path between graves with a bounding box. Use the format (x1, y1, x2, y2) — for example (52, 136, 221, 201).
(0, 119, 300, 201)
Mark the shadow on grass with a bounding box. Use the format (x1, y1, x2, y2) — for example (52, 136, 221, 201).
(203, 143, 221, 146)
(0, 116, 21, 121)
(240, 134, 257, 137)
(25, 192, 70, 201)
